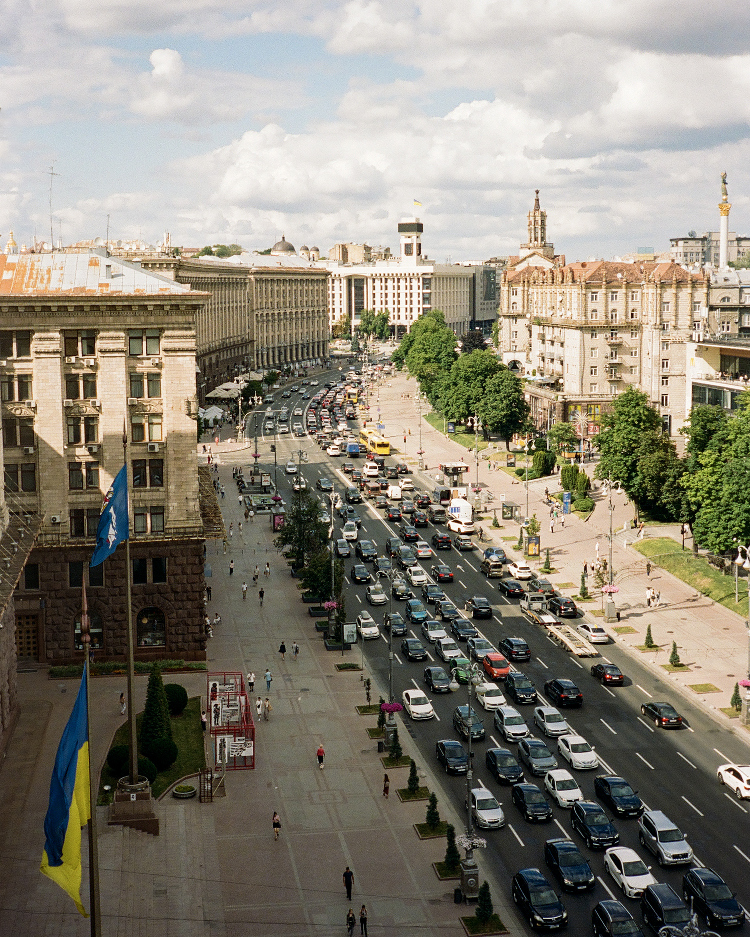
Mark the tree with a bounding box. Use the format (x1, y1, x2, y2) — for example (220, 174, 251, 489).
(373, 311, 390, 340)
(476, 882, 494, 925)
(533, 449, 556, 476)
(331, 320, 350, 339)
(444, 824, 461, 873)
(377, 697, 386, 731)
(645, 624, 656, 648)
(669, 641, 681, 667)
(407, 759, 419, 794)
(477, 369, 530, 446)
(425, 791, 440, 830)
(561, 463, 579, 492)
(579, 571, 589, 599)
(436, 350, 505, 425)
(358, 310, 377, 336)
(547, 421, 579, 454)
(731, 682, 743, 712)
(139, 664, 172, 760)
(460, 329, 486, 353)
(299, 548, 342, 601)
(389, 726, 403, 761)
(262, 370, 279, 388)
(405, 312, 459, 400)
(274, 488, 329, 569)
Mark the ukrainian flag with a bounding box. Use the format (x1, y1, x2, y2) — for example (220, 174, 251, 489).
(40, 667, 90, 916)
(413, 199, 422, 207)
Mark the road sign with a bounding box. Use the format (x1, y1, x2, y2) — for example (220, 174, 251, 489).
(377, 422, 385, 432)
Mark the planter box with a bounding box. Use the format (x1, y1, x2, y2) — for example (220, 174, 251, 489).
(315, 621, 328, 633)
(302, 593, 324, 604)
(308, 606, 327, 617)
(324, 639, 352, 651)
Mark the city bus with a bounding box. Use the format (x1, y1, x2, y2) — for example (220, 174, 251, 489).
(346, 387, 358, 404)
(359, 429, 390, 456)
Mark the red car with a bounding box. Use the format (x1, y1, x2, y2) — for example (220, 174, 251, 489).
(483, 653, 510, 681)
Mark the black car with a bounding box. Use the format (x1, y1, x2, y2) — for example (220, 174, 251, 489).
(592, 900, 644, 937)
(431, 533, 452, 550)
(571, 800, 619, 849)
(316, 477, 334, 491)
(452, 705, 485, 741)
(682, 867, 745, 930)
(342, 462, 354, 474)
(345, 486, 362, 503)
(386, 506, 402, 521)
(386, 465, 399, 479)
(435, 739, 469, 774)
(512, 784, 553, 823)
(512, 867, 567, 931)
(338, 505, 362, 526)
(544, 678, 583, 708)
(396, 462, 411, 474)
(415, 494, 431, 508)
(421, 583, 445, 605)
(547, 596, 578, 618)
(391, 578, 413, 600)
(384, 612, 407, 636)
(374, 556, 393, 577)
(640, 701, 683, 728)
(497, 578, 525, 598)
(544, 838, 595, 892)
(351, 469, 362, 484)
(374, 495, 389, 510)
(424, 666, 452, 692)
(385, 537, 403, 557)
(465, 595, 493, 619)
(398, 524, 419, 542)
(396, 547, 417, 570)
(505, 671, 537, 705)
(400, 637, 427, 660)
(436, 600, 460, 622)
(431, 563, 453, 583)
(413, 510, 428, 527)
(594, 775, 644, 818)
(591, 662, 625, 686)
(640, 884, 691, 935)
(528, 575, 557, 596)
(451, 618, 478, 641)
(499, 636, 531, 661)
(350, 564, 370, 584)
(485, 747, 524, 784)
(355, 539, 377, 561)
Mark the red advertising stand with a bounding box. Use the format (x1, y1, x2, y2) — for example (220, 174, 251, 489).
(207, 671, 255, 770)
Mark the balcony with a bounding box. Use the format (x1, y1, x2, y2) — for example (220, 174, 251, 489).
(605, 335, 622, 345)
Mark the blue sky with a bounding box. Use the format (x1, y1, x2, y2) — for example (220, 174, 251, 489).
(3, 1, 750, 262)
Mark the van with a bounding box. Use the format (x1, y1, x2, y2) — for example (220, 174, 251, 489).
(263, 394, 275, 404)
(387, 485, 402, 501)
(427, 504, 447, 523)
(364, 480, 382, 498)
(363, 462, 379, 478)
(346, 442, 360, 458)
(480, 558, 504, 578)
(432, 486, 452, 506)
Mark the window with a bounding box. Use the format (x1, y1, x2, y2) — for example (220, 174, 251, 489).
(590, 292, 599, 302)
(69, 561, 84, 588)
(661, 376, 669, 386)
(74, 610, 103, 651)
(630, 349, 638, 357)
(630, 309, 638, 319)
(661, 302, 670, 313)
(630, 366, 637, 375)
(89, 564, 104, 587)
(133, 558, 148, 584)
(152, 557, 167, 583)
(661, 359, 670, 371)
(84, 417, 98, 443)
(129, 372, 144, 398)
(0, 330, 31, 358)
(590, 330, 597, 338)
(661, 323, 670, 331)
(693, 301, 702, 312)
(64, 330, 96, 357)
(609, 312, 618, 322)
(610, 291, 619, 301)
(69, 508, 98, 538)
(661, 341, 670, 352)
(661, 393, 669, 406)
(590, 309, 599, 319)
(3, 418, 34, 449)
(82, 375, 97, 399)
(150, 506, 164, 532)
(589, 383, 598, 393)
(590, 366, 598, 376)
(630, 291, 639, 301)
(0, 377, 14, 401)
(17, 375, 31, 399)
(23, 564, 39, 590)
(132, 458, 163, 488)
(67, 418, 82, 445)
(590, 348, 598, 358)
(511, 330, 518, 339)
(630, 329, 638, 338)
(4, 463, 36, 492)
(134, 508, 147, 534)
(65, 376, 80, 399)
(511, 288, 518, 297)
(148, 414, 162, 441)
(69, 462, 84, 490)
(128, 329, 160, 356)
(609, 383, 619, 395)
(136, 606, 166, 647)
(131, 416, 145, 443)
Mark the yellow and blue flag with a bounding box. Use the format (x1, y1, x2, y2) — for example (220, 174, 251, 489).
(90, 464, 129, 567)
(413, 199, 422, 207)
(40, 667, 90, 916)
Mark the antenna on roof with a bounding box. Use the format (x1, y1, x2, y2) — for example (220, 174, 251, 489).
(106, 214, 110, 257)
(46, 162, 59, 252)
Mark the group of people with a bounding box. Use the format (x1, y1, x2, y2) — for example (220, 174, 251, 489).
(255, 696, 272, 721)
(646, 586, 661, 608)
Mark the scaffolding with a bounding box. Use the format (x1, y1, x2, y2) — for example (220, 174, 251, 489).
(207, 671, 255, 770)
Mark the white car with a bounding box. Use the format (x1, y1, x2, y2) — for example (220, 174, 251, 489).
(327, 444, 341, 456)
(475, 681, 506, 710)
(578, 622, 609, 644)
(508, 560, 533, 579)
(447, 517, 476, 535)
(293, 477, 307, 491)
(399, 478, 414, 491)
(402, 689, 435, 720)
(604, 847, 657, 898)
(414, 541, 433, 559)
(557, 734, 599, 770)
(717, 763, 750, 798)
(534, 706, 570, 738)
(421, 620, 447, 644)
(365, 583, 387, 606)
(493, 705, 529, 742)
(544, 768, 584, 808)
(293, 407, 303, 416)
(285, 461, 298, 474)
(342, 521, 358, 541)
(405, 565, 428, 586)
(356, 611, 380, 640)
(435, 637, 462, 661)
(363, 462, 379, 477)
(468, 787, 505, 828)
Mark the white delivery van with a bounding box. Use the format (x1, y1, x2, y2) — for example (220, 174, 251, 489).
(387, 484, 403, 501)
(447, 497, 475, 534)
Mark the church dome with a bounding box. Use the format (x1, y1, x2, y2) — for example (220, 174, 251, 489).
(271, 235, 295, 255)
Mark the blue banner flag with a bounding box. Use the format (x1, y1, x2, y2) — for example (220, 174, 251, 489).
(90, 465, 129, 567)
(40, 667, 90, 916)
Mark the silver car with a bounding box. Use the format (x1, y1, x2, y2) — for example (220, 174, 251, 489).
(468, 787, 505, 828)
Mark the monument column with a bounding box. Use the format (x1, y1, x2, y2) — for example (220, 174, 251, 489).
(719, 171, 731, 269)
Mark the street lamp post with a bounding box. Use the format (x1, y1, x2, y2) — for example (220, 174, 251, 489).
(603, 480, 621, 623)
(458, 659, 485, 901)
(473, 416, 482, 494)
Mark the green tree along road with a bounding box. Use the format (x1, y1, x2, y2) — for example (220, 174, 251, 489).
(273, 488, 329, 570)
(546, 421, 579, 454)
(459, 329, 487, 354)
(391, 309, 457, 401)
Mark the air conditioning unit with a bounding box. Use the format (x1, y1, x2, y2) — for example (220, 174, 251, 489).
(147, 442, 160, 453)
(50, 515, 61, 525)
(127, 397, 138, 406)
(25, 400, 36, 409)
(0, 360, 6, 367)
(63, 399, 73, 407)
(91, 398, 101, 408)
(23, 447, 34, 455)
(151, 357, 162, 367)
(86, 444, 99, 453)
(85, 358, 96, 367)
(65, 356, 76, 364)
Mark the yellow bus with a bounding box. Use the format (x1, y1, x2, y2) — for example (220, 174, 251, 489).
(346, 387, 358, 404)
(359, 429, 391, 456)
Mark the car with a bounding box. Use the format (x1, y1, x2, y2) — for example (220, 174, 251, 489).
(640, 701, 683, 728)
(355, 540, 377, 561)
(277, 424, 290, 434)
(366, 583, 387, 605)
(499, 636, 531, 662)
(505, 671, 537, 704)
(528, 575, 556, 596)
(557, 734, 599, 770)
(475, 681, 506, 710)
(430, 563, 454, 583)
(483, 653, 510, 681)
(604, 847, 657, 899)
(682, 866, 746, 930)
(468, 787, 505, 828)
(483, 546, 507, 562)
(421, 583, 445, 605)
(591, 663, 625, 686)
(436, 637, 462, 662)
(578, 622, 610, 644)
(453, 534, 474, 551)
(316, 477, 334, 491)
(400, 478, 414, 491)
(494, 705, 530, 742)
(512, 783, 553, 822)
(571, 800, 620, 849)
(413, 510, 428, 527)
(402, 689, 435, 720)
(451, 618, 478, 641)
(480, 557, 505, 578)
(391, 577, 413, 601)
(281, 390, 292, 398)
(511, 867, 567, 931)
(436, 600, 460, 623)
(386, 465, 399, 479)
(544, 838, 595, 892)
(396, 547, 417, 569)
(363, 462, 379, 478)
(400, 499, 415, 516)
(453, 705, 485, 742)
(398, 524, 419, 543)
(465, 596, 493, 618)
(373, 556, 393, 578)
(285, 461, 298, 474)
(383, 612, 407, 635)
(449, 657, 472, 685)
(638, 809, 693, 866)
(518, 737, 558, 776)
(423, 665, 452, 692)
(335, 539, 351, 557)
(467, 636, 495, 661)
(373, 495, 389, 510)
(401, 638, 428, 661)
(508, 560, 533, 579)
(447, 516, 475, 535)
(318, 510, 331, 525)
(591, 899, 645, 937)
(405, 599, 428, 623)
(341, 521, 358, 542)
(497, 577, 526, 598)
(395, 461, 410, 474)
(405, 565, 428, 586)
(534, 706, 570, 738)
(339, 505, 362, 527)
(413, 541, 433, 559)
(547, 596, 578, 618)
(356, 611, 380, 639)
(345, 486, 362, 504)
(431, 532, 452, 551)
(342, 461, 354, 474)
(717, 763, 750, 798)
(293, 476, 307, 489)
(421, 619, 447, 644)
(435, 739, 469, 774)
(351, 469, 363, 484)
(415, 493, 431, 508)
(350, 564, 370, 584)
(385, 536, 403, 557)
(326, 444, 341, 456)
(594, 775, 644, 818)
(640, 884, 691, 935)
(485, 746, 524, 784)
(544, 768, 584, 808)
(386, 506, 402, 521)
(544, 678, 583, 708)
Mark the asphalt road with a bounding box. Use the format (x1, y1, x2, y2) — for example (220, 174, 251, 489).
(251, 374, 750, 934)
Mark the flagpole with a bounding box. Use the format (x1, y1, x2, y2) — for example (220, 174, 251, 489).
(81, 585, 102, 935)
(123, 427, 138, 785)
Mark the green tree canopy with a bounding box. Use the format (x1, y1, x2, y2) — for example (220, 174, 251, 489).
(435, 349, 504, 423)
(299, 547, 343, 601)
(459, 329, 487, 353)
(358, 310, 377, 336)
(274, 488, 329, 568)
(373, 310, 390, 340)
(546, 421, 579, 453)
(197, 243, 243, 257)
(477, 369, 531, 446)
(594, 388, 662, 503)
(391, 310, 457, 389)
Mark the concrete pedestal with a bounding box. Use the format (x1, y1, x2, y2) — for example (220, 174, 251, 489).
(460, 856, 480, 901)
(604, 599, 617, 623)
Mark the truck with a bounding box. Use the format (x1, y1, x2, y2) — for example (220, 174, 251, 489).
(346, 441, 360, 458)
(447, 497, 475, 534)
(520, 594, 599, 656)
(520, 593, 562, 627)
(432, 484, 468, 506)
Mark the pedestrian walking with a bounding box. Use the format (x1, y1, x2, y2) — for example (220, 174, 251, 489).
(255, 697, 262, 720)
(238, 520, 242, 534)
(343, 867, 354, 900)
(265, 668, 272, 691)
(292, 642, 299, 660)
(201, 710, 207, 731)
(272, 811, 281, 840)
(595, 541, 600, 560)
(213, 613, 221, 627)
(247, 671, 255, 692)
(259, 588, 265, 606)
(264, 561, 270, 578)
(646, 561, 652, 577)
(254, 564, 260, 582)
(383, 773, 389, 799)
(263, 698, 272, 721)
(583, 561, 588, 578)
(279, 641, 286, 661)
(549, 519, 554, 534)
(206, 585, 212, 602)
(238, 494, 243, 507)
(317, 744, 325, 769)
(242, 581, 248, 600)
(360, 906, 368, 937)
(220, 486, 225, 499)
(229, 560, 234, 575)
(119, 692, 126, 715)
(655, 590, 661, 607)
(646, 587, 652, 608)
(560, 513, 565, 529)
(346, 909, 356, 937)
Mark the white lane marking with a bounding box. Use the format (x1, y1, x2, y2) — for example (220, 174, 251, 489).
(725, 792, 748, 813)
(489, 734, 502, 748)
(458, 580, 467, 589)
(570, 657, 583, 670)
(508, 824, 525, 847)
(394, 654, 403, 665)
(600, 655, 612, 664)
(714, 748, 731, 762)
(636, 684, 652, 698)
(597, 876, 617, 900)
(677, 751, 697, 770)
(602, 686, 616, 698)
(535, 657, 549, 669)
(637, 717, 655, 733)
(733, 844, 750, 863)
(600, 718, 617, 735)
(681, 796, 704, 817)
(425, 650, 435, 662)
(685, 724, 695, 733)
(636, 753, 654, 770)
(553, 818, 567, 836)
